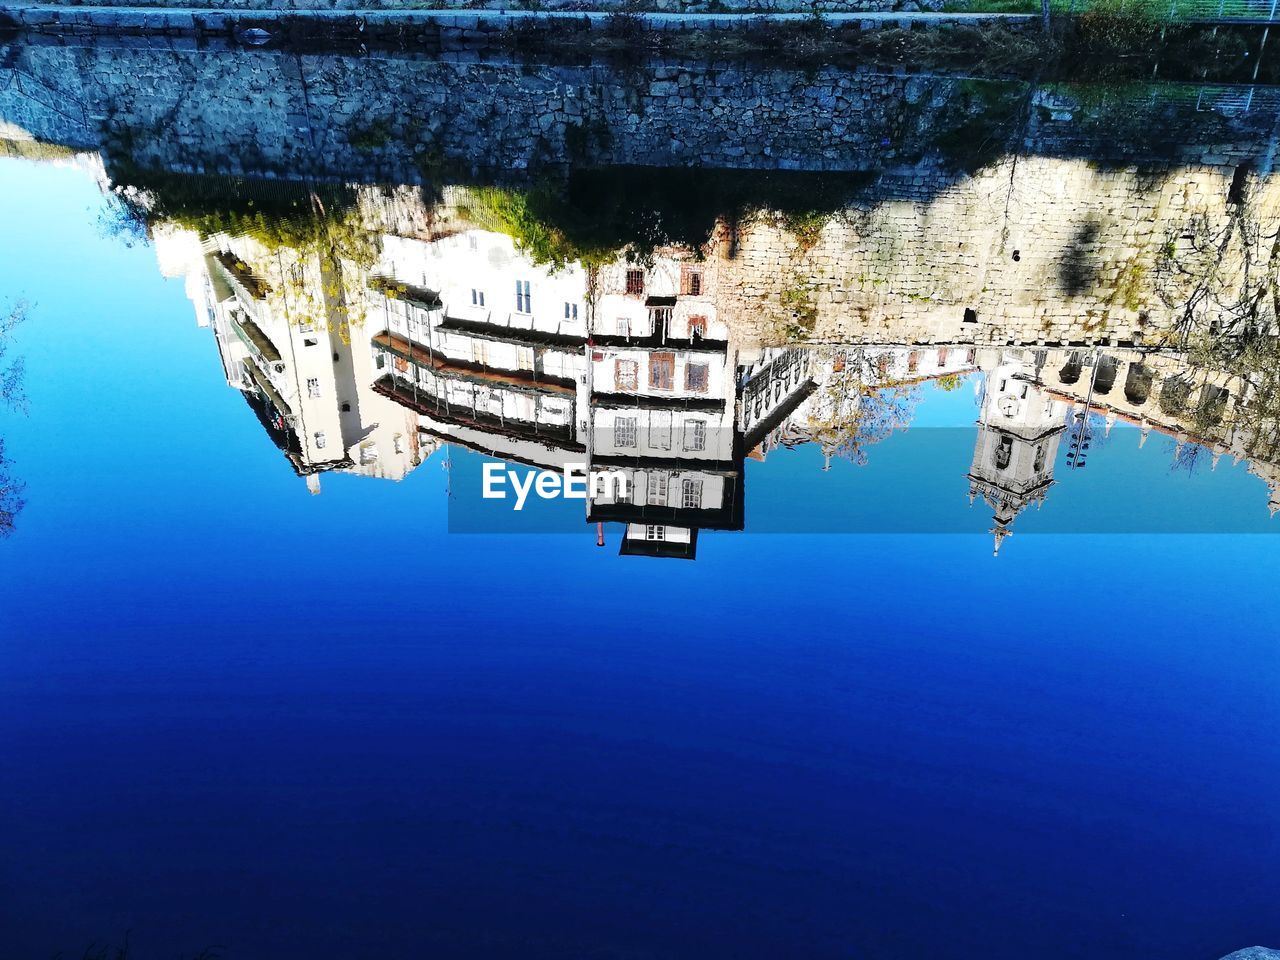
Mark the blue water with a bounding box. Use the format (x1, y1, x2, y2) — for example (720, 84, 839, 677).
(1, 158, 1279, 959)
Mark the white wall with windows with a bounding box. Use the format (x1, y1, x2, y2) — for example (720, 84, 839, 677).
(378, 231, 590, 339)
(593, 408, 731, 460)
(592, 347, 733, 400)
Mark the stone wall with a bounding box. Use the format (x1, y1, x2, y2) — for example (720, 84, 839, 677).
(2, 41, 1277, 184)
(0, 44, 995, 180)
(718, 157, 1280, 348)
(4, 40, 1279, 348)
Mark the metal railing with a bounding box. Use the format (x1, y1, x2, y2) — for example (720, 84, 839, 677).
(1060, 0, 1280, 20)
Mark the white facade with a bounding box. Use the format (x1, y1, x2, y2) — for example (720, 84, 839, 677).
(155, 227, 430, 487)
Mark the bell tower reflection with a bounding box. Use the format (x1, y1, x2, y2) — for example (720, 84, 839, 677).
(968, 350, 1069, 556)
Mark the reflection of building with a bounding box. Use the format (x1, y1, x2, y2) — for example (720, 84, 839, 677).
(1044, 347, 1280, 516)
(365, 229, 820, 558)
(969, 350, 1069, 556)
(368, 230, 589, 487)
(156, 214, 1280, 558)
(155, 226, 431, 489)
(588, 255, 738, 560)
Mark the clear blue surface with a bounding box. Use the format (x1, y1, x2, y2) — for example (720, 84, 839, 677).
(1, 158, 1279, 960)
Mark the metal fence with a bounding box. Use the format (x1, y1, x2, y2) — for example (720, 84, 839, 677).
(1059, 0, 1280, 21)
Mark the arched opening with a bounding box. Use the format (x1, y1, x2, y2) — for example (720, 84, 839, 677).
(1059, 352, 1082, 385)
(1229, 163, 1251, 206)
(1123, 363, 1154, 405)
(1092, 355, 1118, 395)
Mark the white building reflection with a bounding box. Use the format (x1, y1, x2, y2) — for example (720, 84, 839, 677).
(156, 223, 1280, 558)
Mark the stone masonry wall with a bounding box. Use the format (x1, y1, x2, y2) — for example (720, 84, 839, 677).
(4, 40, 1279, 347)
(3, 42, 1277, 184)
(720, 158, 1280, 347)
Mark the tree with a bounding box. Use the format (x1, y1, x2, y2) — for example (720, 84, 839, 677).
(0, 298, 24, 412)
(803, 347, 923, 467)
(0, 300, 27, 538)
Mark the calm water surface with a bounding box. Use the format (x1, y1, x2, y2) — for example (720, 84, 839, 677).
(1, 46, 1279, 960)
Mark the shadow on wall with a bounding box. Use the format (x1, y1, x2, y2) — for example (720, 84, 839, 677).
(1059, 219, 1102, 296)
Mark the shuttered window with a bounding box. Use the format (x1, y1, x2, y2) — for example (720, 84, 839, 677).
(649, 353, 675, 390)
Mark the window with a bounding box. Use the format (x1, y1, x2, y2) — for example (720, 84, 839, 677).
(648, 473, 668, 505)
(393, 435, 404, 455)
(515, 279, 531, 313)
(299, 319, 316, 334)
(649, 412, 673, 451)
(341, 402, 351, 412)
(615, 359, 639, 392)
(907, 351, 920, 373)
(615, 417, 637, 448)
(472, 340, 490, 366)
(468, 234, 479, 250)
(626, 269, 645, 296)
(303, 336, 319, 348)
(687, 315, 707, 339)
(516, 346, 535, 372)
(564, 302, 579, 321)
(681, 267, 703, 297)
(306, 378, 321, 399)
(995, 435, 1012, 470)
(649, 352, 675, 391)
(471, 289, 485, 307)
(314, 431, 327, 450)
(683, 419, 706, 451)
(393, 355, 409, 374)
(360, 444, 378, 465)
(937, 348, 950, 365)
(617, 317, 632, 339)
(685, 363, 709, 393)
(650, 307, 672, 334)
(375, 352, 387, 370)
(681, 478, 703, 509)
(645, 525, 666, 542)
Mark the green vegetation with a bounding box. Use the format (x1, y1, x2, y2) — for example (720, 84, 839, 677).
(347, 117, 393, 151)
(461, 167, 873, 268)
(461, 184, 621, 269)
(0, 138, 80, 162)
(779, 277, 820, 341)
(942, 0, 1038, 13)
(784, 209, 830, 252)
(106, 170, 380, 266)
